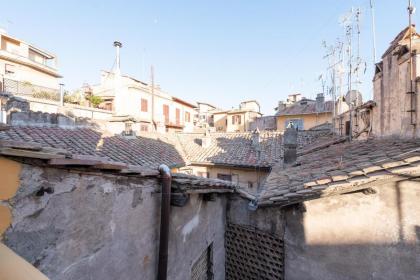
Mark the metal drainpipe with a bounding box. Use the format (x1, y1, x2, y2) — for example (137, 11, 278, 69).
(157, 164, 171, 280)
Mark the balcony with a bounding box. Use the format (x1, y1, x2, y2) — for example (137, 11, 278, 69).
(0, 49, 61, 78)
(1, 78, 60, 101)
(165, 120, 185, 128)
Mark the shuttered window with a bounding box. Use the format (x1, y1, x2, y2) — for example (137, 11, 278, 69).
(141, 98, 148, 112)
(176, 108, 181, 125)
(163, 105, 169, 123)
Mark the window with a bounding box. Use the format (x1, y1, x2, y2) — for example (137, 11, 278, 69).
(140, 124, 148, 132)
(191, 243, 213, 280)
(5, 64, 15, 75)
(232, 115, 241, 125)
(103, 102, 113, 111)
(217, 173, 232, 181)
(185, 111, 191, 122)
(285, 119, 304, 130)
(141, 98, 148, 112)
(28, 49, 46, 65)
(163, 104, 169, 123)
(345, 121, 350, 136)
(248, 181, 254, 188)
(176, 108, 181, 125)
(124, 122, 134, 136)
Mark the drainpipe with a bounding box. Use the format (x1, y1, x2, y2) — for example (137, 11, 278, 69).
(157, 164, 171, 280)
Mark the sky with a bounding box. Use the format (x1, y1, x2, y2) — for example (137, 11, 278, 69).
(1, 0, 417, 114)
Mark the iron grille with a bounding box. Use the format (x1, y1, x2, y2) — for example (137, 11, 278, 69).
(191, 243, 213, 280)
(225, 223, 284, 280)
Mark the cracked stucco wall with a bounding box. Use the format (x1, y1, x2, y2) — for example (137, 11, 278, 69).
(2, 160, 227, 280)
(284, 181, 420, 280)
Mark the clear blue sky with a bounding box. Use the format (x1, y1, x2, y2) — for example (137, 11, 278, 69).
(1, 0, 415, 114)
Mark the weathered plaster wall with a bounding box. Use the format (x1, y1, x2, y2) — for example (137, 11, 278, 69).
(285, 180, 420, 280)
(2, 162, 227, 280)
(372, 52, 420, 138)
(227, 196, 284, 237)
(182, 165, 269, 194)
(168, 194, 226, 280)
(0, 157, 21, 236)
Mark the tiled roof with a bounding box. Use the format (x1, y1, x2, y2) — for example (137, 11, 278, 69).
(276, 101, 334, 116)
(0, 125, 334, 170)
(0, 126, 186, 168)
(0, 139, 238, 192)
(176, 132, 283, 168)
(258, 138, 420, 207)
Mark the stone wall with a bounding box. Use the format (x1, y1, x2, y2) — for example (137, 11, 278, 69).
(284, 180, 420, 280)
(2, 161, 227, 280)
(372, 49, 420, 138)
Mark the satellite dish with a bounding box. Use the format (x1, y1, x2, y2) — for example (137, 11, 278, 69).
(345, 90, 363, 106)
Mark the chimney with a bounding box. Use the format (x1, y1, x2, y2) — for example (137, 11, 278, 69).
(59, 83, 64, 106)
(316, 93, 325, 112)
(201, 129, 212, 148)
(113, 41, 122, 75)
(252, 128, 261, 150)
(283, 125, 298, 165)
(277, 101, 286, 113)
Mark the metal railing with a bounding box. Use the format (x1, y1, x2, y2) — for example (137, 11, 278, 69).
(1, 78, 60, 101)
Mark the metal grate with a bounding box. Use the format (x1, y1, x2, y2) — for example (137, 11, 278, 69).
(191, 243, 213, 280)
(225, 223, 284, 280)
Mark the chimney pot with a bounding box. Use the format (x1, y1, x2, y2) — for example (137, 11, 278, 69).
(201, 130, 212, 148)
(283, 126, 298, 165)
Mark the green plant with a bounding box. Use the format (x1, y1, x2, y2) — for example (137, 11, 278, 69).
(22, 81, 33, 87)
(32, 90, 59, 101)
(87, 95, 103, 108)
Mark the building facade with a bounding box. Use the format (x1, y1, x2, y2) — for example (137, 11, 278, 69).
(91, 71, 197, 132)
(0, 30, 61, 97)
(213, 100, 262, 132)
(373, 25, 420, 138)
(195, 102, 221, 129)
(276, 93, 333, 131)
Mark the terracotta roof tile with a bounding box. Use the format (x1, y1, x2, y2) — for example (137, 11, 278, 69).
(276, 100, 334, 116)
(0, 126, 186, 168)
(176, 132, 283, 168)
(0, 125, 333, 172)
(258, 138, 420, 207)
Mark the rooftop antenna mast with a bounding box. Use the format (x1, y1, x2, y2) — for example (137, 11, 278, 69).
(354, 8, 364, 92)
(323, 40, 342, 134)
(370, 0, 377, 64)
(340, 8, 355, 140)
(408, 0, 417, 126)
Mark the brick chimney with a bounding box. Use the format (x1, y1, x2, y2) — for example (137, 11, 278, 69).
(277, 101, 286, 113)
(252, 128, 261, 151)
(316, 93, 325, 112)
(283, 126, 298, 165)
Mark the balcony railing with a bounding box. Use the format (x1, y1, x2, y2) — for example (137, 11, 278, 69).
(1, 78, 60, 101)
